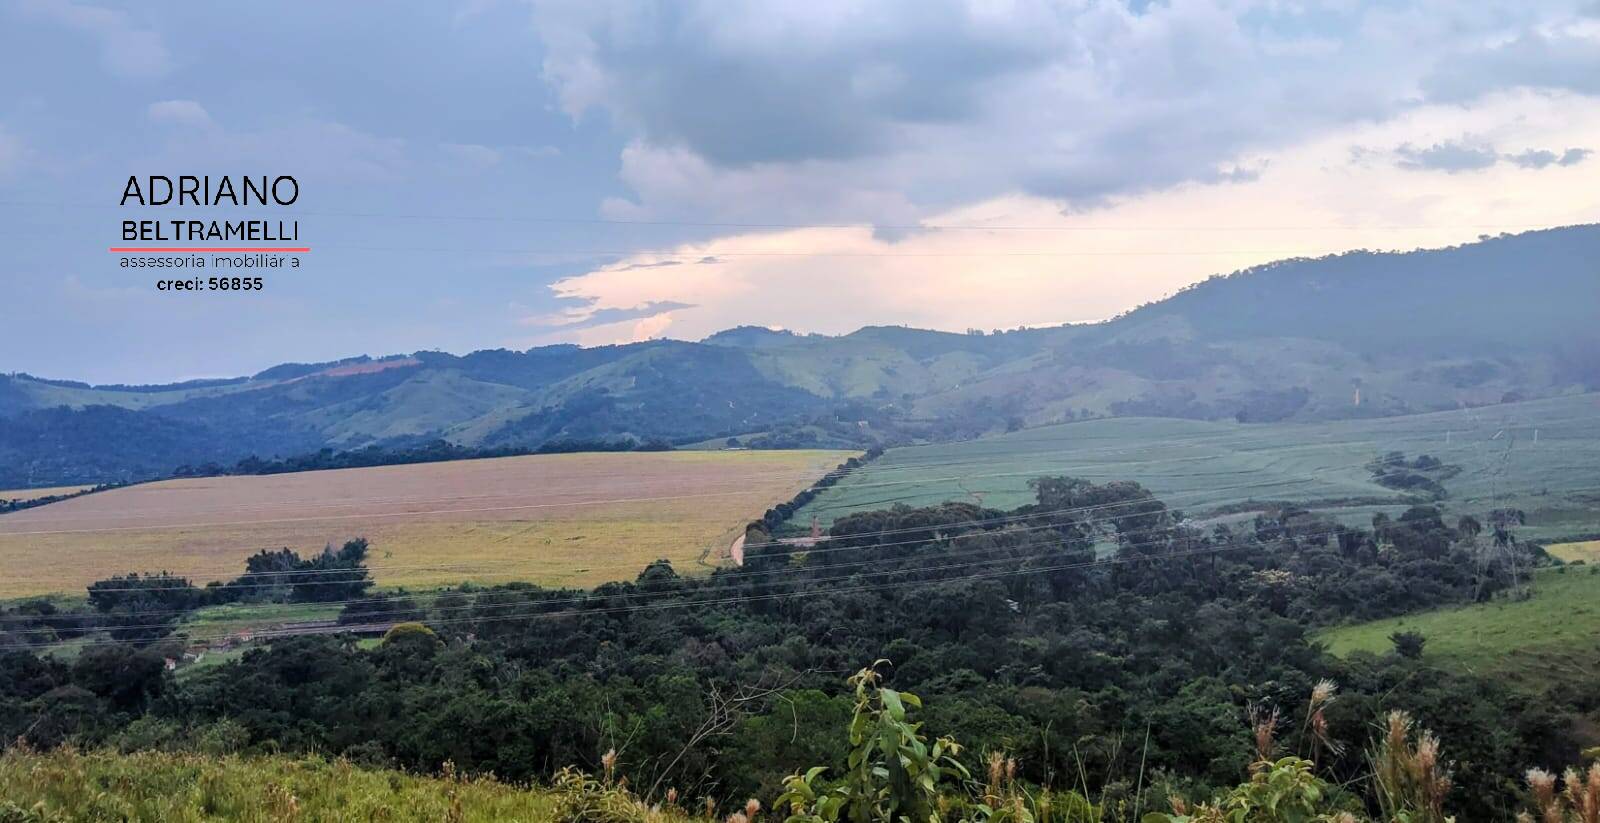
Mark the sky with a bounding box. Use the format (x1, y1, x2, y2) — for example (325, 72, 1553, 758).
(1, 0, 1598, 384)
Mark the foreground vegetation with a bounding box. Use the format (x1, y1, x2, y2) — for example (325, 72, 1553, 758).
(5, 474, 1589, 819)
(0, 748, 565, 822)
(6, 669, 1598, 822)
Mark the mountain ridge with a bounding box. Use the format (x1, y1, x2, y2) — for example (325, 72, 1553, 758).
(4, 225, 1597, 487)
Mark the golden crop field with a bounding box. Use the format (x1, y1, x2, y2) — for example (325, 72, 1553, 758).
(0, 485, 95, 503)
(1546, 539, 1600, 563)
(0, 450, 852, 598)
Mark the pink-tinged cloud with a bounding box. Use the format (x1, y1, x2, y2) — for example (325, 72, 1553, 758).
(534, 90, 1600, 348)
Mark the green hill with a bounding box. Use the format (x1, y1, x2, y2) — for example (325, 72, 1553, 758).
(795, 392, 1600, 541)
(1317, 566, 1600, 695)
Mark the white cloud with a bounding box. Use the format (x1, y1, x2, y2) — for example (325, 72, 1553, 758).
(441, 142, 503, 168)
(442, 142, 563, 169)
(0, 126, 24, 175)
(146, 100, 214, 129)
(146, 115, 408, 183)
(514, 145, 562, 159)
(19, 0, 172, 79)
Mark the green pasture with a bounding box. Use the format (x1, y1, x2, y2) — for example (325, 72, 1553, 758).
(1317, 566, 1600, 693)
(798, 394, 1600, 539)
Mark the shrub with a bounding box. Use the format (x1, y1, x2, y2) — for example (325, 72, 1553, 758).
(382, 622, 442, 652)
(1143, 757, 1352, 823)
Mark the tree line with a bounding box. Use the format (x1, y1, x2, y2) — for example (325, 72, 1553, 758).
(1, 539, 374, 645)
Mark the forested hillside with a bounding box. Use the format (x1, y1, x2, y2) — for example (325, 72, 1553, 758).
(4, 226, 1597, 487)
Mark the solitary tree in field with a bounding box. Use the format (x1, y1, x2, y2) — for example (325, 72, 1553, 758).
(1390, 630, 1426, 659)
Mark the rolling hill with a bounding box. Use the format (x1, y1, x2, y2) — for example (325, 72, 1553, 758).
(791, 392, 1600, 543)
(3, 225, 1597, 487)
(1318, 566, 1600, 696)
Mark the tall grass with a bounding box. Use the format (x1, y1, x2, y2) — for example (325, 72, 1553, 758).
(0, 747, 563, 821)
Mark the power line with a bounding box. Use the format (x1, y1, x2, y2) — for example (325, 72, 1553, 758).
(0, 418, 1311, 524)
(4, 410, 1558, 539)
(22, 457, 1557, 626)
(0, 464, 1384, 625)
(0, 524, 1363, 651)
(0, 486, 785, 537)
(792, 414, 1600, 519)
(0, 478, 1276, 599)
(3, 417, 1583, 602)
(0, 466, 832, 524)
(0, 445, 1474, 592)
(184, 243, 1352, 259)
(0, 524, 1180, 635)
(4, 199, 1585, 234)
(5, 425, 1567, 640)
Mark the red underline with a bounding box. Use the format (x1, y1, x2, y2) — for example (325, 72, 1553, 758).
(109, 247, 310, 253)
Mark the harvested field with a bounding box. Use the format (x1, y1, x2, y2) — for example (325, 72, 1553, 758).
(0, 450, 851, 598)
(1546, 539, 1600, 564)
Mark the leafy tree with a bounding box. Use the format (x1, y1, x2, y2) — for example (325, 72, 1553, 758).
(380, 622, 441, 653)
(1389, 631, 1426, 660)
(70, 645, 168, 711)
(87, 572, 206, 614)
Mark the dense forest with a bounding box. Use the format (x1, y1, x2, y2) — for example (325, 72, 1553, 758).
(0, 477, 1586, 819)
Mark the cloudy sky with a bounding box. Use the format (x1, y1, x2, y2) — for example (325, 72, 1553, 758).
(2, 0, 1598, 383)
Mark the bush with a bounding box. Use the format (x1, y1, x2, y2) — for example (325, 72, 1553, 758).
(194, 718, 251, 756)
(381, 622, 441, 652)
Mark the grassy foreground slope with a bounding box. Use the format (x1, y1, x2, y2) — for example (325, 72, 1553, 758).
(797, 393, 1600, 538)
(0, 748, 566, 822)
(1318, 567, 1600, 693)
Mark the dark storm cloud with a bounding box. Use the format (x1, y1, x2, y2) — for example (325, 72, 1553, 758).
(533, 1, 1600, 222)
(1395, 141, 1500, 172)
(1506, 147, 1592, 168)
(539, 3, 1052, 168)
(1422, 31, 1600, 103)
(1390, 139, 1591, 173)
